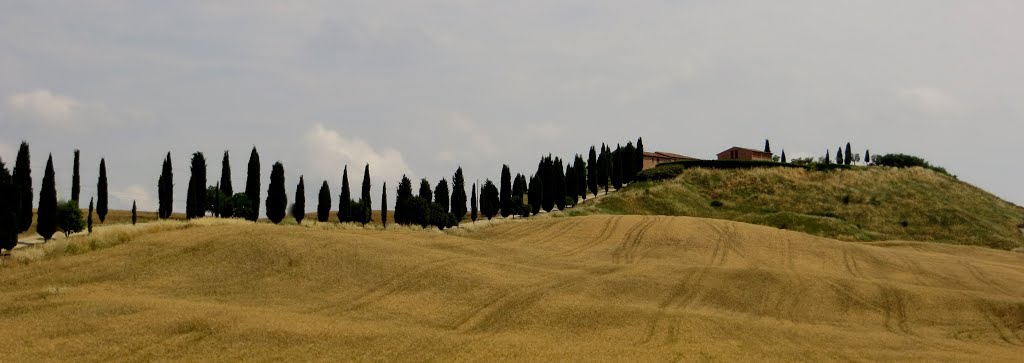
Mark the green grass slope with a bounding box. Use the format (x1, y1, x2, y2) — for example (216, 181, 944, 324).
(582, 166, 1024, 249)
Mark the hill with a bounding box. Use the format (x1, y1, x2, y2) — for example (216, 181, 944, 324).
(2, 215, 1023, 361)
(580, 166, 1024, 250)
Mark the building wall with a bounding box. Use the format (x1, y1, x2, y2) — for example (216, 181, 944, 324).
(717, 149, 772, 161)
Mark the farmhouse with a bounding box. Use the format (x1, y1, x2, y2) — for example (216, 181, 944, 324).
(642, 151, 698, 170)
(717, 147, 772, 161)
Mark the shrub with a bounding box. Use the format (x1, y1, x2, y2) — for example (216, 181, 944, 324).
(710, 200, 724, 208)
(874, 153, 949, 175)
(56, 200, 85, 237)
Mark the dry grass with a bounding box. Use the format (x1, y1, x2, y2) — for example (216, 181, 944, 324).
(1, 215, 1023, 361)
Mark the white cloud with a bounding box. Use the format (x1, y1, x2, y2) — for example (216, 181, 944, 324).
(898, 87, 963, 115)
(442, 112, 498, 158)
(6, 89, 154, 128)
(110, 184, 155, 211)
(306, 123, 412, 184)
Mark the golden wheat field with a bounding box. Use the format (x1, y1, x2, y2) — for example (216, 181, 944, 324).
(1, 215, 1023, 361)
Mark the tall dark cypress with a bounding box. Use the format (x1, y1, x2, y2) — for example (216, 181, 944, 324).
(781, 150, 787, 163)
(360, 164, 371, 225)
(553, 157, 566, 211)
(622, 142, 635, 184)
(87, 198, 93, 234)
(220, 151, 233, 196)
(451, 167, 467, 224)
(418, 179, 432, 203)
(14, 141, 32, 232)
(395, 175, 413, 225)
(837, 148, 843, 166)
(511, 173, 527, 206)
(339, 165, 351, 223)
(611, 145, 623, 190)
(825, 150, 831, 165)
(293, 176, 305, 225)
(0, 159, 18, 251)
(588, 146, 598, 197)
(528, 175, 542, 216)
(865, 150, 871, 165)
(97, 158, 108, 222)
(381, 182, 388, 228)
(500, 165, 512, 218)
(635, 137, 645, 174)
(245, 147, 261, 221)
(158, 152, 173, 219)
(71, 149, 80, 203)
(470, 183, 478, 223)
(434, 178, 450, 214)
(37, 155, 57, 242)
(185, 152, 206, 219)
(764, 139, 772, 153)
(565, 165, 578, 207)
(266, 162, 286, 224)
(481, 179, 499, 220)
(131, 200, 137, 225)
(599, 144, 611, 195)
(574, 154, 586, 201)
(844, 142, 853, 165)
(317, 181, 331, 222)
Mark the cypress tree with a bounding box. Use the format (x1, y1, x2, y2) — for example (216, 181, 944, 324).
(185, 152, 206, 220)
(635, 137, 645, 174)
(293, 176, 305, 225)
(470, 182, 478, 223)
(565, 165, 578, 207)
(837, 148, 843, 166)
(339, 165, 351, 223)
(451, 167, 467, 224)
(418, 179, 432, 203)
(554, 158, 566, 211)
(781, 150, 787, 163)
(37, 155, 57, 242)
(538, 157, 553, 212)
(528, 175, 542, 216)
(764, 139, 772, 153)
(97, 158, 108, 222)
(381, 182, 388, 228)
(588, 146, 598, 197)
(395, 175, 413, 225)
(360, 164, 371, 225)
(434, 178, 450, 214)
(512, 174, 527, 205)
(500, 165, 512, 218)
(574, 154, 586, 201)
(622, 142, 635, 183)
(14, 141, 32, 232)
(131, 200, 137, 225)
(845, 142, 853, 165)
(87, 198, 94, 234)
(220, 150, 233, 196)
(71, 149, 80, 204)
(612, 145, 623, 190)
(158, 152, 173, 219)
(865, 150, 871, 165)
(0, 159, 18, 251)
(317, 181, 331, 222)
(825, 150, 831, 165)
(266, 162, 286, 224)
(481, 179, 499, 220)
(245, 147, 261, 221)
(600, 144, 611, 195)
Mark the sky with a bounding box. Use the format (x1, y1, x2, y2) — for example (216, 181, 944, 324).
(2, 1, 1022, 212)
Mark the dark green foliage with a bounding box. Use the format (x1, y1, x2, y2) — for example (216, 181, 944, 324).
(131, 200, 136, 225)
(97, 158, 108, 223)
(512, 173, 527, 208)
(394, 175, 413, 225)
(338, 166, 352, 223)
(87, 198, 93, 233)
(710, 200, 724, 207)
(317, 181, 331, 222)
(565, 165, 578, 207)
(865, 150, 871, 165)
(450, 167, 467, 224)
(57, 200, 84, 237)
(538, 156, 554, 212)
(293, 176, 305, 224)
(528, 175, 542, 216)
(764, 139, 771, 153)
(836, 148, 843, 167)
(845, 143, 853, 165)
(588, 146, 598, 197)
(158, 152, 173, 219)
(244, 147, 261, 221)
(402, 197, 430, 228)
(622, 142, 636, 184)
(470, 183, 478, 223)
(72, 149, 80, 203)
(360, 164, 372, 225)
(220, 151, 233, 196)
(227, 193, 253, 220)
(434, 178, 450, 214)
(637, 160, 811, 182)
(611, 145, 623, 190)
(206, 185, 225, 216)
(0, 160, 19, 251)
(635, 138, 645, 179)
(381, 182, 388, 228)
(418, 178, 432, 203)
(874, 153, 949, 174)
(37, 155, 57, 241)
(825, 150, 831, 165)
(14, 141, 32, 232)
(553, 158, 565, 211)
(635, 164, 687, 182)
(781, 150, 787, 163)
(500, 165, 512, 218)
(185, 153, 206, 220)
(574, 154, 586, 201)
(266, 162, 287, 224)
(600, 144, 611, 195)
(481, 179, 499, 220)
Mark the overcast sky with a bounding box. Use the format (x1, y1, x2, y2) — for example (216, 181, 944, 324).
(2, 1, 1022, 212)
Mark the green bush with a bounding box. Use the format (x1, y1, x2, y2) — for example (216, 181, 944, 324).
(874, 153, 949, 175)
(56, 200, 85, 237)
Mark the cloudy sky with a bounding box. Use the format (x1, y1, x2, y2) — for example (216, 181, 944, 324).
(2, 1, 1022, 212)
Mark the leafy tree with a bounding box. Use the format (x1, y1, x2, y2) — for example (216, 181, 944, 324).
(764, 139, 771, 153)
(266, 161, 287, 224)
(57, 200, 84, 238)
(185, 152, 206, 220)
(528, 175, 542, 216)
(434, 178, 450, 214)
(395, 175, 413, 225)
(451, 167, 467, 224)
(635, 137, 645, 175)
(844, 142, 853, 165)
(292, 176, 305, 225)
(37, 155, 57, 242)
(418, 178, 432, 203)
(565, 165, 578, 207)
(874, 153, 949, 175)
(317, 181, 331, 222)
(97, 158, 108, 222)
(71, 149, 80, 203)
(0, 159, 19, 251)
(481, 179, 499, 220)
(227, 193, 253, 220)
(339, 165, 351, 223)
(220, 150, 233, 196)
(131, 200, 137, 225)
(781, 150, 787, 163)
(500, 165, 512, 218)
(14, 141, 32, 232)
(574, 154, 586, 201)
(381, 182, 388, 228)
(206, 185, 224, 216)
(404, 197, 430, 228)
(588, 146, 598, 197)
(360, 164, 372, 225)
(470, 182, 478, 223)
(611, 145, 623, 190)
(158, 152, 173, 219)
(245, 147, 261, 221)
(87, 198, 93, 234)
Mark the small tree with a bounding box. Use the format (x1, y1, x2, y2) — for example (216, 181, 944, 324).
(500, 165, 512, 218)
(844, 143, 853, 165)
(317, 181, 331, 222)
(37, 155, 57, 242)
(470, 183, 478, 223)
(245, 147, 261, 221)
(131, 200, 137, 225)
(434, 178, 450, 214)
(228, 193, 253, 220)
(836, 148, 843, 166)
(865, 150, 871, 165)
(481, 180, 499, 220)
(97, 158, 109, 222)
(57, 200, 84, 237)
(381, 182, 388, 228)
(87, 198, 94, 233)
(781, 150, 787, 163)
(266, 162, 287, 224)
(764, 139, 771, 153)
(71, 149, 81, 203)
(293, 176, 305, 225)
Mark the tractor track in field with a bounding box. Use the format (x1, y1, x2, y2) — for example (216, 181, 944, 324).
(612, 217, 658, 264)
(553, 215, 622, 258)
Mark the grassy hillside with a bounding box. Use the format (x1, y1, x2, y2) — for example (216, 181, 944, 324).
(581, 167, 1024, 250)
(2, 216, 1023, 361)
